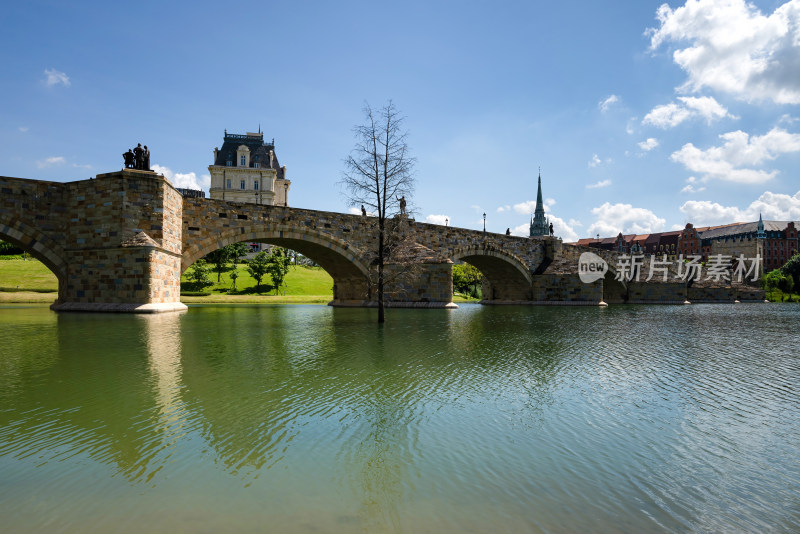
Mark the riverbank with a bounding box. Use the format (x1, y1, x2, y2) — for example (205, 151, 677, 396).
(0, 258, 480, 305)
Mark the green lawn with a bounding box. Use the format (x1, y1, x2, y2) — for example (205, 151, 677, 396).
(765, 289, 799, 302)
(0, 257, 480, 305)
(0, 258, 58, 291)
(183, 263, 333, 296)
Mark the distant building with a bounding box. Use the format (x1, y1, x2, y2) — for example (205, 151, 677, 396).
(176, 188, 205, 199)
(529, 172, 550, 237)
(208, 130, 290, 206)
(573, 215, 799, 271)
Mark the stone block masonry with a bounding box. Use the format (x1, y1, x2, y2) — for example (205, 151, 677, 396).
(0, 171, 766, 312)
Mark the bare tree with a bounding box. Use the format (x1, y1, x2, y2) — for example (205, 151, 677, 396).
(341, 101, 415, 323)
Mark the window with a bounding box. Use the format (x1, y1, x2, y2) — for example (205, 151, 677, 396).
(240, 155, 246, 166)
(240, 180, 245, 190)
(254, 163, 260, 168)
(226, 161, 232, 167)
(254, 180, 259, 190)
(226, 179, 231, 189)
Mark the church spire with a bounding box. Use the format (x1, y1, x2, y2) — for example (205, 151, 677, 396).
(529, 169, 550, 237)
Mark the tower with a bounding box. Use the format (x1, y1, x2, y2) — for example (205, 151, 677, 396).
(529, 172, 549, 237)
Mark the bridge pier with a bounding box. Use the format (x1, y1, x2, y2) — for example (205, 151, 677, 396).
(46, 170, 187, 313)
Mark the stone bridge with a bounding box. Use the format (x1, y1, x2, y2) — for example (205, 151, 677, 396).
(0, 170, 763, 312)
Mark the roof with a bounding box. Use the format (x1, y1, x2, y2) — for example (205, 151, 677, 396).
(213, 131, 285, 180)
(699, 220, 795, 240)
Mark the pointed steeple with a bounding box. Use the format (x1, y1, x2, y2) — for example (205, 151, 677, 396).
(757, 212, 765, 239)
(535, 171, 544, 213)
(529, 169, 550, 237)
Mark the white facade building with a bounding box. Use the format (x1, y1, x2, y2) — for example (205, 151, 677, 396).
(208, 130, 290, 206)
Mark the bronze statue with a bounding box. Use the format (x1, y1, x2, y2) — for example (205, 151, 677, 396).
(143, 145, 150, 171)
(133, 143, 144, 170)
(506, 228, 510, 236)
(549, 222, 554, 236)
(361, 205, 367, 216)
(123, 149, 135, 169)
(397, 195, 407, 215)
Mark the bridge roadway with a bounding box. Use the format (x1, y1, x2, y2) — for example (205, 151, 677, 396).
(0, 169, 762, 312)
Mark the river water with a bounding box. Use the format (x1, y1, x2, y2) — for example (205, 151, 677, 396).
(0, 303, 798, 532)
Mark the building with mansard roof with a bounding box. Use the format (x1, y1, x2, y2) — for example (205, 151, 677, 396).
(208, 130, 290, 206)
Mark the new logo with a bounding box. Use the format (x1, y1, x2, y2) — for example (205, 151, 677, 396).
(578, 252, 608, 283)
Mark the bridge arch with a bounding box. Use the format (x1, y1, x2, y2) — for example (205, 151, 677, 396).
(0, 218, 68, 298)
(450, 246, 532, 301)
(182, 224, 371, 305)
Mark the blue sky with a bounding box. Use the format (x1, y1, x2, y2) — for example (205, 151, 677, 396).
(2, 0, 799, 241)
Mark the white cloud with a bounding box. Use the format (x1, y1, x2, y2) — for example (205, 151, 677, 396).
(511, 223, 529, 237)
(152, 164, 210, 191)
(648, 0, 800, 104)
(680, 189, 800, 225)
(36, 156, 65, 168)
(588, 154, 602, 167)
(496, 205, 511, 213)
(18, 126, 29, 133)
(513, 200, 537, 214)
(71, 163, 93, 170)
(544, 198, 556, 209)
(587, 179, 612, 189)
(587, 202, 666, 236)
(548, 214, 580, 242)
(642, 96, 734, 128)
(599, 94, 620, 112)
(44, 68, 70, 87)
(681, 184, 707, 193)
(638, 138, 659, 151)
(425, 214, 450, 225)
(626, 118, 637, 135)
(670, 127, 800, 183)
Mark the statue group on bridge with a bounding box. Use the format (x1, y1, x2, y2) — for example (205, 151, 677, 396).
(123, 143, 151, 171)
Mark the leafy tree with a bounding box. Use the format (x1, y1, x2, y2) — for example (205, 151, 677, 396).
(186, 259, 213, 290)
(0, 240, 23, 256)
(780, 253, 800, 289)
(230, 270, 239, 291)
(340, 101, 415, 323)
(453, 263, 483, 298)
(205, 246, 234, 282)
(762, 269, 794, 294)
(229, 242, 250, 264)
(266, 247, 292, 295)
(246, 251, 271, 293)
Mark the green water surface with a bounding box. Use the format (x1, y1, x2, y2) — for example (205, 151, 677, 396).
(1, 303, 798, 532)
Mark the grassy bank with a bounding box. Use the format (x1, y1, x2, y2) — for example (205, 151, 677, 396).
(0, 257, 58, 292)
(1, 257, 481, 305)
(182, 263, 333, 296)
(765, 289, 799, 302)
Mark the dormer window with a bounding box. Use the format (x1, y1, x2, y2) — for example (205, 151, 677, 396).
(240, 155, 246, 166)
(254, 163, 260, 168)
(226, 161, 232, 167)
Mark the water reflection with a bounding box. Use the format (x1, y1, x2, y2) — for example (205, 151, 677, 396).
(0, 304, 798, 532)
